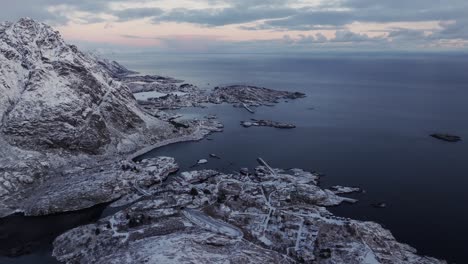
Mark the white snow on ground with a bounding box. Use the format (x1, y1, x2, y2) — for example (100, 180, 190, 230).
(259, 235, 273, 246)
(109, 215, 130, 242)
(133, 91, 167, 100)
(362, 250, 381, 264)
(172, 92, 187, 97)
(183, 209, 243, 239)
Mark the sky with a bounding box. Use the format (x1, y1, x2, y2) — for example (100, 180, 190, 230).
(2, 0, 468, 53)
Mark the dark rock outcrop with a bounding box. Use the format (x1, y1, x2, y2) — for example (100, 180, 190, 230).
(210, 85, 306, 106)
(241, 119, 296, 129)
(431, 134, 461, 142)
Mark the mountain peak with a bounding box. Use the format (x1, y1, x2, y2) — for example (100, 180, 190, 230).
(0, 17, 39, 29)
(1, 17, 64, 56)
(15, 17, 39, 26)
(10, 17, 51, 34)
(17, 17, 35, 23)
(0, 18, 167, 155)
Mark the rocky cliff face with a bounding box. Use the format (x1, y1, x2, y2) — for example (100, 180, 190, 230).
(0, 18, 219, 217)
(0, 18, 167, 155)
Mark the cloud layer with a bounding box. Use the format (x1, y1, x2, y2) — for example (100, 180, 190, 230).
(2, 0, 468, 51)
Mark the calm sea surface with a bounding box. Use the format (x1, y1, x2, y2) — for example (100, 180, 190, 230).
(2, 52, 467, 263)
(117, 52, 468, 263)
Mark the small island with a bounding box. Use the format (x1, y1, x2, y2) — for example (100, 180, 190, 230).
(431, 134, 462, 142)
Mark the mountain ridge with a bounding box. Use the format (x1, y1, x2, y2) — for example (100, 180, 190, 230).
(0, 17, 171, 155)
(0, 18, 223, 218)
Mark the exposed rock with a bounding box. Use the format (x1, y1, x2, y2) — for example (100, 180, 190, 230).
(126, 81, 306, 111)
(209, 154, 221, 159)
(241, 103, 255, 113)
(430, 134, 461, 142)
(329, 186, 362, 195)
(209, 85, 306, 106)
(168, 117, 190, 129)
(123, 75, 184, 93)
(127, 118, 224, 162)
(0, 18, 172, 156)
(53, 163, 445, 264)
(240, 168, 250, 175)
(241, 121, 254, 127)
(145, 92, 208, 110)
(241, 119, 296, 129)
(0, 18, 222, 217)
(0, 157, 178, 217)
(90, 53, 137, 78)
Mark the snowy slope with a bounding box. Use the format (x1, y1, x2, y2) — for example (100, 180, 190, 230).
(0, 18, 168, 154)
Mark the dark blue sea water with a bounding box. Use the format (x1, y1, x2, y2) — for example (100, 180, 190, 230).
(115, 52, 468, 263)
(1, 52, 467, 264)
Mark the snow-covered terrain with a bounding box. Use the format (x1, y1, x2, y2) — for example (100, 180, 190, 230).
(0, 18, 172, 155)
(0, 18, 447, 264)
(53, 164, 446, 264)
(0, 18, 297, 218)
(0, 18, 222, 217)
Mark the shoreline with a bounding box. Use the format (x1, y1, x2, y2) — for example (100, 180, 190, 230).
(0, 59, 449, 263)
(0, 19, 452, 263)
(128, 120, 223, 161)
(1, 73, 448, 264)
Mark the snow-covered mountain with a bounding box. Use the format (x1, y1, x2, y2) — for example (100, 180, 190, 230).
(0, 18, 223, 218)
(0, 18, 168, 154)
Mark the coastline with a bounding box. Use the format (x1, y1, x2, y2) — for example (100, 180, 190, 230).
(0, 18, 455, 263)
(128, 119, 223, 161)
(1, 59, 448, 263)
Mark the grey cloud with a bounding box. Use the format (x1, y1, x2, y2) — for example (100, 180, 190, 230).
(153, 6, 297, 26)
(0, 0, 121, 24)
(114, 8, 163, 22)
(283, 33, 329, 44)
(333, 30, 374, 42)
(239, 24, 342, 31)
(385, 19, 468, 43)
(433, 20, 468, 40)
(254, 4, 468, 32)
(142, 0, 468, 45)
(0, 0, 65, 23)
(3, 0, 468, 30)
(2, 0, 468, 50)
(262, 10, 353, 28)
(147, 0, 468, 29)
(283, 30, 384, 45)
(120, 34, 154, 39)
(387, 28, 427, 41)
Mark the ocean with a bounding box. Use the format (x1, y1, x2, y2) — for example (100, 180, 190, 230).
(1, 52, 467, 263)
(114, 52, 468, 263)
